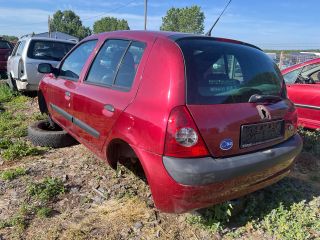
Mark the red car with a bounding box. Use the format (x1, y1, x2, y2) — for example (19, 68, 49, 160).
(282, 58, 320, 130)
(0, 39, 13, 78)
(36, 31, 302, 213)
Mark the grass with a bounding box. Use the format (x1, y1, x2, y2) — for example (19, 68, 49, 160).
(28, 177, 65, 203)
(1, 140, 44, 161)
(298, 128, 320, 156)
(0, 83, 16, 102)
(0, 167, 27, 181)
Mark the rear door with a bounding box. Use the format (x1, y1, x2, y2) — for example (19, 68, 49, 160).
(47, 40, 98, 130)
(285, 63, 320, 129)
(70, 39, 148, 151)
(8, 40, 26, 79)
(177, 39, 292, 158)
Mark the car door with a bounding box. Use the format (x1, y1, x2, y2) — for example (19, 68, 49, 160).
(47, 40, 98, 130)
(8, 40, 26, 79)
(285, 63, 320, 128)
(70, 39, 148, 151)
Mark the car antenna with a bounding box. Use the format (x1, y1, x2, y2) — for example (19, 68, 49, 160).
(205, 0, 232, 37)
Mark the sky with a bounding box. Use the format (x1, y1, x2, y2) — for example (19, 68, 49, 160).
(0, 0, 319, 50)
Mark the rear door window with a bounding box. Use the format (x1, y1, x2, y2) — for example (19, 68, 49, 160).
(86, 40, 146, 89)
(16, 41, 26, 56)
(59, 40, 97, 80)
(177, 39, 284, 104)
(27, 40, 75, 61)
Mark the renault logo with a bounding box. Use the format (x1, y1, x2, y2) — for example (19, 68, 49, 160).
(256, 105, 271, 120)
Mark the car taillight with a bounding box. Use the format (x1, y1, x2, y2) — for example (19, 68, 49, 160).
(164, 106, 209, 158)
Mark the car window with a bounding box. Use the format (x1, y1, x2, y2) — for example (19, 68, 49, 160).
(177, 39, 284, 104)
(60, 40, 97, 80)
(0, 40, 11, 49)
(86, 39, 130, 86)
(11, 42, 20, 56)
(283, 68, 301, 84)
(114, 41, 146, 88)
(310, 70, 320, 82)
(16, 40, 26, 56)
(27, 40, 75, 61)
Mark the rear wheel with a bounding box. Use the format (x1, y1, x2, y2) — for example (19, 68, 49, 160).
(28, 120, 77, 148)
(7, 74, 17, 91)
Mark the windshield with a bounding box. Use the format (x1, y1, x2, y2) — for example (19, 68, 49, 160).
(177, 39, 284, 104)
(27, 40, 75, 61)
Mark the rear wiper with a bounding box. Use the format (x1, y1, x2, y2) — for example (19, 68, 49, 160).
(248, 94, 282, 103)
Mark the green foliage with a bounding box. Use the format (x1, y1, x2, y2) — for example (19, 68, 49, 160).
(0, 111, 28, 138)
(36, 207, 53, 218)
(160, 5, 205, 34)
(28, 177, 65, 203)
(1, 141, 43, 161)
(50, 10, 91, 39)
(0, 167, 27, 181)
(187, 202, 233, 232)
(0, 35, 18, 42)
(262, 200, 320, 240)
(298, 128, 320, 156)
(0, 137, 12, 149)
(93, 17, 130, 33)
(0, 83, 16, 102)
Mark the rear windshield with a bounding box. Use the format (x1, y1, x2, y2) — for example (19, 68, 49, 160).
(0, 40, 12, 49)
(177, 39, 284, 104)
(27, 40, 75, 61)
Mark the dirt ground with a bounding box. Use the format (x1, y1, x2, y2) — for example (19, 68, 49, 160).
(0, 94, 319, 240)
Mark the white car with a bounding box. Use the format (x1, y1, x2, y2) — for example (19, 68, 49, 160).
(7, 36, 75, 91)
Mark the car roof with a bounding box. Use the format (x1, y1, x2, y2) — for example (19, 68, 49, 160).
(84, 30, 261, 50)
(281, 58, 320, 74)
(19, 36, 77, 44)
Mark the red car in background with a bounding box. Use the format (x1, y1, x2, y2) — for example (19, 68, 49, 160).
(282, 58, 320, 130)
(0, 38, 13, 78)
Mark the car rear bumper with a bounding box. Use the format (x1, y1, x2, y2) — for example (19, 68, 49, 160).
(133, 134, 302, 213)
(163, 134, 302, 186)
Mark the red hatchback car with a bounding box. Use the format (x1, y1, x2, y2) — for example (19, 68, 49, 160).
(37, 31, 302, 213)
(282, 58, 320, 130)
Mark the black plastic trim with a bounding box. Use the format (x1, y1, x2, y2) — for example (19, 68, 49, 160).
(50, 103, 72, 122)
(50, 103, 100, 138)
(73, 118, 100, 138)
(163, 134, 302, 186)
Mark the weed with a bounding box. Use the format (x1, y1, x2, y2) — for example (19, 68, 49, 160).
(298, 128, 320, 156)
(0, 111, 28, 138)
(28, 177, 65, 203)
(1, 140, 44, 161)
(36, 207, 53, 218)
(187, 202, 233, 233)
(0, 167, 27, 181)
(0, 137, 12, 149)
(0, 83, 16, 102)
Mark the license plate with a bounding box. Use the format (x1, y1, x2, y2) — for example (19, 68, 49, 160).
(240, 120, 284, 148)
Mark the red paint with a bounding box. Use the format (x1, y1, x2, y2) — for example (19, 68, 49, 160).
(39, 31, 300, 213)
(282, 58, 320, 129)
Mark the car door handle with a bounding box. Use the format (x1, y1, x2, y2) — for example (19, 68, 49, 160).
(65, 91, 71, 97)
(104, 104, 114, 112)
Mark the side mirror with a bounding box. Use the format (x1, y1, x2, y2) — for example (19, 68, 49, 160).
(38, 63, 54, 74)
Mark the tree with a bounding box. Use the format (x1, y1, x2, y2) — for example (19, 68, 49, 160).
(50, 10, 91, 39)
(1, 35, 18, 42)
(93, 17, 130, 33)
(160, 6, 205, 34)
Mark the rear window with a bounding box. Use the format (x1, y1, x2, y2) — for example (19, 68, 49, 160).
(27, 40, 75, 61)
(0, 40, 12, 49)
(177, 39, 284, 104)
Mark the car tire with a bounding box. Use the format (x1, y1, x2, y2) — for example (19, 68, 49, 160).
(7, 74, 17, 91)
(28, 120, 77, 148)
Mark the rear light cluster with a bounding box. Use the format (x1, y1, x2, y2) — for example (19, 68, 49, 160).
(164, 106, 209, 158)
